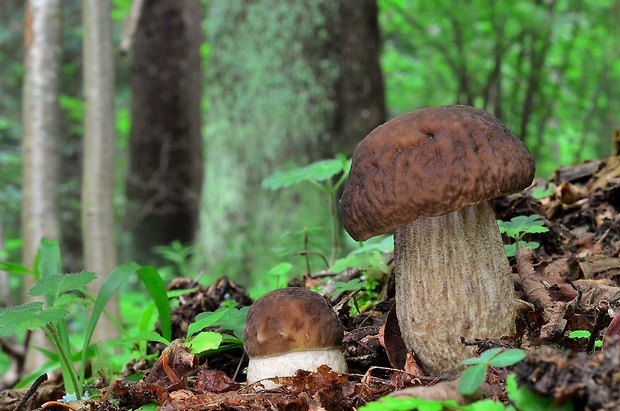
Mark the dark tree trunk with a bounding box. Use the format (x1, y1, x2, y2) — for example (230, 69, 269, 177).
(336, 0, 386, 156)
(125, 0, 203, 263)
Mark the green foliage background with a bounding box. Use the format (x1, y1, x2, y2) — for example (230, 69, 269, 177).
(0, 0, 618, 281)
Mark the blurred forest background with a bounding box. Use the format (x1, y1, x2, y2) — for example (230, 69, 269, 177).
(1, 0, 619, 298)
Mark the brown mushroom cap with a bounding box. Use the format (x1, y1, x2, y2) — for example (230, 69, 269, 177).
(341, 105, 535, 241)
(243, 287, 344, 358)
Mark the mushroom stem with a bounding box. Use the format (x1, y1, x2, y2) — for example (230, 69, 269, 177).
(394, 201, 515, 378)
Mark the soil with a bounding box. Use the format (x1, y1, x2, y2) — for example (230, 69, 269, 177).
(2, 155, 620, 410)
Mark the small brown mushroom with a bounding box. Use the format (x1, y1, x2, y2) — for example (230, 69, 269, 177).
(243, 287, 347, 387)
(340, 105, 535, 378)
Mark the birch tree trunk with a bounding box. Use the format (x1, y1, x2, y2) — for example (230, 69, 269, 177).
(82, 0, 118, 343)
(21, 0, 63, 373)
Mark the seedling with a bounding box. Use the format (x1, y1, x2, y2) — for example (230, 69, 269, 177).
(497, 215, 549, 257)
(262, 155, 351, 266)
(0, 239, 171, 400)
(568, 330, 602, 349)
(459, 348, 526, 395)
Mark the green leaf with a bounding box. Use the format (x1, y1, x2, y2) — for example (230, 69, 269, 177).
(568, 330, 591, 338)
(0, 261, 32, 275)
(53, 293, 90, 310)
(128, 331, 171, 346)
(459, 363, 488, 395)
(488, 349, 526, 367)
(187, 308, 228, 339)
(358, 396, 459, 411)
(505, 374, 573, 411)
(187, 331, 223, 354)
(213, 306, 250, 340)
(80, 263, 141, 386)
(265, 262, 293, 277)
(35, 238, 61, 278)
(261, 158, 348, 190)
(0, 303, 67, 336)
(29, 272, 97, 298)
(138, 266, 172, 342)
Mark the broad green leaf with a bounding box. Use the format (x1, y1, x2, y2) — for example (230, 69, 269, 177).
(459, 363, 488, 395)
(29, 271, 97, 298)
(261, 158, 348, 190)
(478, 347, 503, 361)
(34, 238, 61, 278)
(187, 308, 228, 339)
(187, 331, 223, 354)
(505, 374, 573, 411)
(488, 349, 526, 367)
(214, 306, 250, 339)
(0, 303, 67, 336)
(138, 266, 172, 342)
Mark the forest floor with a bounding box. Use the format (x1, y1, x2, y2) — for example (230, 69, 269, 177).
(3, 154, 620, 410)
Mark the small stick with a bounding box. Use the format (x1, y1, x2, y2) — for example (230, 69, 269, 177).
(586, 299, 609, 353)
(14, 373, 48, 411)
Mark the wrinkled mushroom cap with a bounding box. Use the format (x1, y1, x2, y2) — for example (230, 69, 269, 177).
(243, 287, 344, 358)
(341, 105, 535, 241)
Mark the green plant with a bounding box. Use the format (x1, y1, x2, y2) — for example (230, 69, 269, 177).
(358, 374, 572, 411)
(0, 239, 171, 400)
(131, 305, 248, 356)
(568, 330, 603, 349)
(459, 348, 526, 395)
(262, 155, 351, 266)
(497, 215, 549, 257)
(153, 240, 195, 278)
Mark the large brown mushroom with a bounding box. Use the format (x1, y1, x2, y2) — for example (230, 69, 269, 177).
(340, 105, 535, 378)
(243, 287, 347, 388)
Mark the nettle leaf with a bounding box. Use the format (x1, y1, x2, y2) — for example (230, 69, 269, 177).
(29, 271, 97, 298)
(53, 293, 91, 310)
(262, 167, 308, 190)
(488, 349, 527, 368)
(0, 303, 67, 336)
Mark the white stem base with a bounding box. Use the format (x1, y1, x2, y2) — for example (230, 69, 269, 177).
(394, 202, 515, 378)
(246, 348, 348, 389)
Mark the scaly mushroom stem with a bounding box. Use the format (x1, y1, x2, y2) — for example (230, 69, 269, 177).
(394, 201, 515, 378)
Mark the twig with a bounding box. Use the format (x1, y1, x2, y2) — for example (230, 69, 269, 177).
(586, 300, 609, 353)
(14, 373, 48, 411)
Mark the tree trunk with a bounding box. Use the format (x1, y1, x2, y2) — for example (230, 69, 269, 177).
(199, 0, 385, 284)
(124, 0, 203, 265)
(21, 0, 63, 373)
(82, 0, 118, 343)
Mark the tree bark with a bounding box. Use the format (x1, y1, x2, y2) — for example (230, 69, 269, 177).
(199, 0, 385, 283)
(124, 0, 203, 265)
(21, 0, 63, 373)
(82, 0, 118, 343)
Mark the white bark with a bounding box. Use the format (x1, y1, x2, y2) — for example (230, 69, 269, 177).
(21, 0, 63, 373)
(82, 0, 118, 342)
